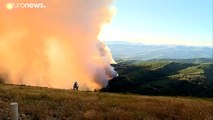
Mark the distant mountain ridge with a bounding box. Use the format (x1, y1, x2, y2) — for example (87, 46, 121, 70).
(107, 41, 213, 60)
(147, 58, 213, 63)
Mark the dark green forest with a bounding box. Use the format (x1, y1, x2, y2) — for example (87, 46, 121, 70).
(103, 60, 213, 97)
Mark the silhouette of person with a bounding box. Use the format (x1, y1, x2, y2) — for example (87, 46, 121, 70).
(73, 81, 79, 90)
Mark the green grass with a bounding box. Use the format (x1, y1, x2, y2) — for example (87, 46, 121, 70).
(0, 84, 213, 120)
(134, 61, 172, 70)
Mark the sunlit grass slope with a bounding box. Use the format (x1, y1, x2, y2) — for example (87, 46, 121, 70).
(0, 84, 213, 120)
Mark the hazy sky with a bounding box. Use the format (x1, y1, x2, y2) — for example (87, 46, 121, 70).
(99, 0, 212, 46)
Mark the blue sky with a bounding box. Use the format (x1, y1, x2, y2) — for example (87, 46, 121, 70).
(99, 0, 212, 46)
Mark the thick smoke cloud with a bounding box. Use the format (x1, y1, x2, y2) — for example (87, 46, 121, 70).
(0, 0, 117, 90)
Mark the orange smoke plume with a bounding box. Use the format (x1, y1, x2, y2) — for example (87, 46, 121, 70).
(0, 0, 117, 90)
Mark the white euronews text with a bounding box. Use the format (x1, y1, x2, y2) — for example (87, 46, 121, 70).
(6, 2, 46, 9)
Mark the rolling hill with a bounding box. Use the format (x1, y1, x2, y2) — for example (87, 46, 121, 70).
(104, 61, 213, 97)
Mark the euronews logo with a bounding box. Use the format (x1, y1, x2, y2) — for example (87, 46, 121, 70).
(6, 2, 46, 10)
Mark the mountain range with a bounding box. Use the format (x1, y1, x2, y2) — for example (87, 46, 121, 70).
(107, 41, 213, 60)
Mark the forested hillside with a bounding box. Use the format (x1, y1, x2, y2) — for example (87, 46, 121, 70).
(104, 61, 213, 97)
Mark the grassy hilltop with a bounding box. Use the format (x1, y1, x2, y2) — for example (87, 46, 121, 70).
(0, 84, 213, 120)
(105, 60, 213, 97)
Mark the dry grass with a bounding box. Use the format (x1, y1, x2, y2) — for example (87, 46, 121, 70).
(0, 84, 213, 120)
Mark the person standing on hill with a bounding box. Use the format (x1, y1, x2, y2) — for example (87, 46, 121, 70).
(73, 81, 79, 90)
